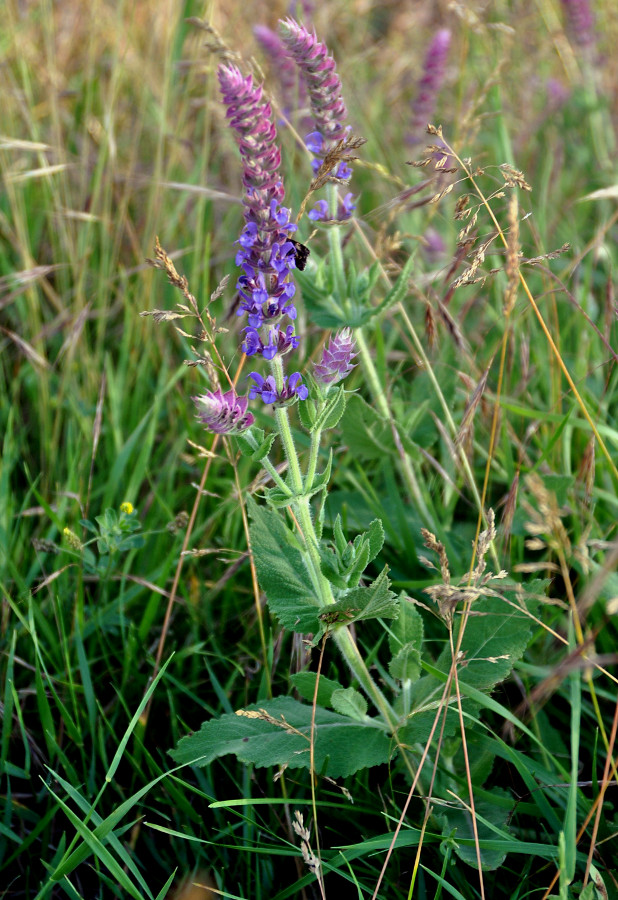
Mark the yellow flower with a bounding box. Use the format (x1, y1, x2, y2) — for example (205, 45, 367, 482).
(63, 527, 83, 551)
(120, 502, 134, 515)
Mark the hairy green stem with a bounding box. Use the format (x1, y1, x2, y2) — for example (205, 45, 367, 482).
(266, 367, 398, 727)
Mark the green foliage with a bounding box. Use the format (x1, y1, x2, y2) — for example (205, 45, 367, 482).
(247, 497, 323, 633)
(171, 696, 392, 778)
(319, 515, 385, 589)
(388, 599, 424, 682)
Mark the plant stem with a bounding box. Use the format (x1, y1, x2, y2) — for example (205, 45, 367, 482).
(267, 370, 398, 727)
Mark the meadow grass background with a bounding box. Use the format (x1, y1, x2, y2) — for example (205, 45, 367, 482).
(2, 0, 618, 898)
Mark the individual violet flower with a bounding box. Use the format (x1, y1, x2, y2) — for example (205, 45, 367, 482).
(408, 29, 451, 146)
(242, 323, 300, 359)
(313, 328, 358, 387)
(248, 371, 309, 405)
(308, 192, 356, 222)
(192, 389, 255, 434)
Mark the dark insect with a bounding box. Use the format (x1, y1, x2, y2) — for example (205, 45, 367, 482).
(290, 239, 310, 271)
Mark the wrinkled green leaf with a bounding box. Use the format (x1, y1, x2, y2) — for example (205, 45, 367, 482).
(434, 589, 540, 692)
(440, 788, 513, 870)
(171, 696, 392, 778)
(330, 687, 368, 720)
(251, 432, 277, 462)
(389, 644, 422, 682)
(313, 386, 347, 432)
(318, 567, 398, 629)
(248, 497, 323, 633)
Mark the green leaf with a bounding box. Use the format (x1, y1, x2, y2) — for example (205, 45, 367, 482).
(171, 696, 392, 778)
(314, 386, 347, 432)
(248, 497, 323, 633)
(366, 518, 385, 561)
(440, 788, 513, 870)
(434, 589, 539, 692)
(290, 672, 344, 708)
(233, 427, 264, 458)
(319, 567, 398, 628)
(389, 644, 422, 682)
(388, 599, 423, 657)
(331, 687, 368, 720)
(340, 394, 395, 460)
(297, 396, 317, 431)
(251, 432, 277, 462)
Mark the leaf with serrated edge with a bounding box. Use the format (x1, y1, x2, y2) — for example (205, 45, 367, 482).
(331, 687, 368, 720)
(247, 497, 323, 633)
(332, 567, 398, 623)
(389, 644, 422, 682)
(171, 696, 392, 778)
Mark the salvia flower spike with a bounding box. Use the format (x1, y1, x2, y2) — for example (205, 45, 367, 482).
(560, 0, 595, 49)
(253, 25, 310, 129)
(217, 65, 302, 357)
(192, 389, 255, 434)
(313, 328, 358, 387)
(278, 18, 348, 145)
(278, 18, 355, 221)
(408, 28, 451, 146)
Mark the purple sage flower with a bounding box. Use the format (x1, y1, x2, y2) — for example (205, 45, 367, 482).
(193, 389, 255, 434)
(248, 371, 309, 405)
(408, 29, 451, 146)
(560, 0, 595, 49)
(278, 19, 348, 148)
(308, 192, 356, 222)
(314, 328, 358, 386)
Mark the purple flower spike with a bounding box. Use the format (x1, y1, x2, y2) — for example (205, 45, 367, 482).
(249, 371, 309, 405)
(218, 64, 302, 359)
(408, 29, 451, 146)
(560, 0, 595, 49)
(314, 328, 358, 386)
(278, 18, 348, 145)
(193, 389, 255, 434)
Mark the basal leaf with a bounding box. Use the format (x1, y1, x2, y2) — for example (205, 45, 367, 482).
(171, 696, 392, 778)
(247, 497, 323, 633)
(434, 590, 538, 692)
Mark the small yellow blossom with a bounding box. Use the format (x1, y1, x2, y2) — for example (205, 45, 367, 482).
(63, 527, 83, 551)
(120, 502, 134, 515)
